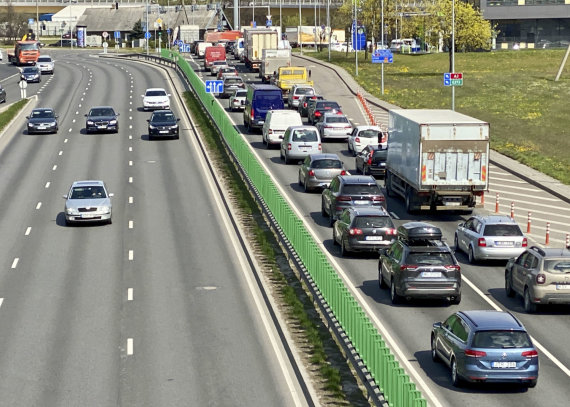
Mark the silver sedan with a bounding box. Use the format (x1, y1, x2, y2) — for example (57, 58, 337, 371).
(63, 180, 113, 225)
(298, 153, 347, 192)
(316, 113, 353, 140)
(455, 215, 527, 263)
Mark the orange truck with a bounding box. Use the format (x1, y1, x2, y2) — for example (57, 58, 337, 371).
(8, 40, 40, 65)
(204, 30, 242, 44)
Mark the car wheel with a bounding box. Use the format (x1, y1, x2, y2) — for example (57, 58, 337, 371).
(284, 154, 291, 165)
(454, 234, 460, 253)
(390, 279, 401, 304)
(245, 119, 250, 132)
(303, 178, 311, 193)
(332, 228, 338, 246)
(378, 264, 387, 289)
(355, 164, 361, 174)
(524, 287, 537, 313)
(347, 142, 352, 153)
(328, 208, 335, 227)
(298, 173, 303, 187)
(505, 271, 515, 297)
(431, 335, 439, 362)
(321, 198, 327, 217)
(340, 239, 348, 257)
(451, 358, 462, 387)
(468, 246, 476, 264)
(450, 293, 461, 305)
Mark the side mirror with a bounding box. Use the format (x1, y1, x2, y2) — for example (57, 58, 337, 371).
(433, 322, 442, 329)
(177, 118, 180, 122)
(378, 248, 387, 256)
(62, 195, 68, 199)
(55, 115, 59, 119)
(25, 116, 29, 119)
(109, 193, 115, 197)
(146, 119, 150, 122)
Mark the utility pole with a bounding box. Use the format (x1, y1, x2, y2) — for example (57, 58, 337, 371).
(452, 0, 455, 111)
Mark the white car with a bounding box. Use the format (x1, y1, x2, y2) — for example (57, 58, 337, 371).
(347, 125, 386, 155)
(37, 55, 55, 74)
(142, 88, 171, 111)
(228, 89, 247, 111)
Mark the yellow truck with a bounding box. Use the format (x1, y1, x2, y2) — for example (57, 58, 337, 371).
(273, 66, 314, 98)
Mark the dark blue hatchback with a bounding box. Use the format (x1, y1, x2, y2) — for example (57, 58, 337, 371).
(431, 310, 538, 388)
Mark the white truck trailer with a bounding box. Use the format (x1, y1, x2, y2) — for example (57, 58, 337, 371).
(178, 25, 200, 45)
(260, 48, 292, 83)
(244, 28, 279, 71)
(385, 109, 489, 213)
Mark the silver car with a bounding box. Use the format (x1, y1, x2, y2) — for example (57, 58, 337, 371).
(316, 112, 353, 140)
(298, 153, 347, 192)
(228, 89, 247, 111)
(36, 55, 55, 74)
(63, 180, 113, 225)
(280, 125, 321, 164)
(287, 85, 315, 108)
(455, 215, 527, 263)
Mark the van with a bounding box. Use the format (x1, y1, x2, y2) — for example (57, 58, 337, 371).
(262, 110, 303, 147)
(243, 84, 284, 132)
(280, 125, 322, 164)
(389, 38, 419, 53)
(197, 42, 213, 58)
(204, 46, 226, 70)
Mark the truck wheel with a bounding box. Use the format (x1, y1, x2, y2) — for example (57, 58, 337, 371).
(385, 172, 394, 197)
(405, 189, 416, 213)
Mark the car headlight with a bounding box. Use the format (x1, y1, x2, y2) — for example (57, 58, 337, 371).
(109, 120, 117, 125)
(171, 124, 178, 129)
(28, 123, 35, 127)
(87, 120, 94, 125)
(66, 207, 78, 215)
(100, 206, 110, 213)
(50, 121, 57, 126)
(149, 124, 156, 129)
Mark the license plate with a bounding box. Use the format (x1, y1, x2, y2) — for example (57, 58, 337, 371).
(38, 126, 47, 129)
(421, 272, 442, 278)
(444, 202, 461, 206)
(98, 126, 107, 129)
(365, 236, 383, 241)
(556, 284, 570, 290)
(82, 214, 96, 219)
(492, 361, 516, 368)
(353, 200, 370, 205)
(159, 130, 169, 134)
(495, 241, 514, 246)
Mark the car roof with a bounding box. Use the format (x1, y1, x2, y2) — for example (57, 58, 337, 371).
(529, 246, 570, 257)
(355, 125, 381, 131)
(250, 84, 281, 90)
(71, 180, 105, 187)
(32, 108, 54, 112)
(309, 153, 340, 160)
(145, 88, 166, 92)
(151, 109, 174, 114)
(90, 106, 115, 109)
(323, 112, 347, 118)
(473, 215, 517, 224)
(458, 310, 525, 331)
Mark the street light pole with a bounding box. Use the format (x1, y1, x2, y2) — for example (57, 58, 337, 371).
(36, 0, 39, 40)
(381, 0, 384, 94)
(146, 0, 149, 55)
(451, 0, 455, 111)
(327, 0, 330, 61)
(354, 0, 358, 77)
(299, 0, 302, 55)
(69, 1, 73, 49)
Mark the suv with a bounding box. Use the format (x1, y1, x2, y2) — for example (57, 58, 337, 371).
(505, 246, 570, 313)
(333, 207, 396, 256)
(298, 95, 324, 117)
(378, 222, 462, 304)
(355, 145, 388, 178)
(308, 100, 342, 124)
(455, 215, 527, 263)
(431, 310, 538, 388)
(287, 85, 315, 108)
(321, 175, 386, 227)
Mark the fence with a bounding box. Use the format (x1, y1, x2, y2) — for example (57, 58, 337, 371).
(162, 49, 426, 407)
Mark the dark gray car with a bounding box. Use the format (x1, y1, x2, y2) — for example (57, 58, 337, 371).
(26, 108, 59, 134)
(298, 153, 347, 192)
(85, 106, 119, 133)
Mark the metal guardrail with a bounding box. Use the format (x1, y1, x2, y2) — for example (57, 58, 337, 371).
(3, 0, 343, 5)
(161, 48, 426, 407)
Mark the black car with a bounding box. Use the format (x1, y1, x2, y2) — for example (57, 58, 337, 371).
(85, 106, 119, 134)
(297, 95, 324, 117)
(321, 175, 386, 227)
(332, 207, 396, 256)
(378, 222, 462, 304)
(147, 109, 180, 139)
(308, 100, 342, 124)
(20, 66, 41, 83)
(49, 39, 77, 47)
(26, 108, 59, 134)
(0, 84, 6, 103)
(355, 145, 388, 178)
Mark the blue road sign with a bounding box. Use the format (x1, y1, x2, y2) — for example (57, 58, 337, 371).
(114, 31, 121, 39)
(443, 73, 451, 86)
(372, 49, 393, 64)
(178, 42, 191, 53)
(144, 31, 151, 39)
(266, 20, 272, 27)
(167, 28, 171, 34)
(205, 80, 224, 94)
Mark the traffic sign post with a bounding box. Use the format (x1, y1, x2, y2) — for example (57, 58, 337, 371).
(205, 80, 224, 94)
(19, 80, 27, 99)
(443, 72, 463, 87)
(371, 49, 393, 95)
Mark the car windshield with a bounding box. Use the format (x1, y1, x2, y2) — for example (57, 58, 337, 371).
(318, 102, 340, 109)
(472, 330, 532, 349)
(311, 159, 342, 169)
(405, 252, 454, 265)
(544, 259, 570, 273)
(292, 130, 318, 142)
(37, 57, 52, 62)
(296, 88, 314, 95)
(342, 185, 382, 195)
(325, 116, 349, 123)
(152, 112, 175, 121)
(90, 108, 115, 116)
(70, 186, 107, 199)
(225, 78, 243, 84)
(31, 110, 55, 118)
(21, 43, 39, 51)
(360, 129, 380, 138)
(483, 224, 523, 236)
(235, 90, 247, 97)
(353, 216, 394, 229)
(146, 90, 167, 97)
(23, 67, 37, 73)
(372, 150, 388, 160)
(255, 93, 281, 110)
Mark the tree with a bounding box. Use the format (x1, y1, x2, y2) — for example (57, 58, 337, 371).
(0, 3, 29, 42)
(131, 19, 144, 40)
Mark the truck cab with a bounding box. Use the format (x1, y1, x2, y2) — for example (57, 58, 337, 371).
(274, 66, 314, 98)
(8, 41, 40, 66)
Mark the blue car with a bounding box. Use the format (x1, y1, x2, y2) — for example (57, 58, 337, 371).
(20, 66, 41, 83)
(431, 310, 538, 388)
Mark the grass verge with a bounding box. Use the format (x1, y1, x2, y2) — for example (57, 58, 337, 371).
(0, 99, 29, 132)
(183, 90, 369, 406)
(310, 49, 570, 185)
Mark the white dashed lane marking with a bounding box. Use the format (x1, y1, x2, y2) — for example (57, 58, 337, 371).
(127, 338, 133, 355)
(127, 288, 133, 301)
(11, 258, 19, 269)
(25, 227, 31, 236)
(36, 202, 42, 210)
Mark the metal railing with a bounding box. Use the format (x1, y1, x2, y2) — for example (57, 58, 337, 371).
(161, 48, 426, 407)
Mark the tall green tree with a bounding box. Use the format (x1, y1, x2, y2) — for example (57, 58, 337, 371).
(0, 3, 29, 42)
(131, 19, 144, 40)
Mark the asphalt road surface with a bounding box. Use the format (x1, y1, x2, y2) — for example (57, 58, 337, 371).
(0, 50, 311, 407)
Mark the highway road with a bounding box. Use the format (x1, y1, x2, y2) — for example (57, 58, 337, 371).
(0, 51, 311, 407)
(184, 51, 570, 407)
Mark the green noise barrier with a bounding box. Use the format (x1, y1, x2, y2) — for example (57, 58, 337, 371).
(162, 49, 427, 407)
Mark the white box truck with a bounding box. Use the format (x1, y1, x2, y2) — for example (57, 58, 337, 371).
(244, 28, 278, 71)
(385, 109, 489, 213)
(178, 25, 200, 45)
(260, 48, 291, 83)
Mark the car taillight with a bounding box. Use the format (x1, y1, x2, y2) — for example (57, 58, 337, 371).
(400, 264, 417, 271)
(336, 195, 352, 202)
(445, 265, 461, 271)
(251, 108, 254, 119)
(303, 102, 307, 108)
(367, 156, 373, 165)
(371, 196, 385, 202)
(380, 133, 387, 143)
(355, 137, 360, 143)
(315, 111, 321, 117)
(465, 349, 487, 358)
(337, 111, 343, 115)
(386, 228, 397, 235)
(340, 170, 346, 176)
(268, 129, 273, 134)
(287, 143, 292, 151)
(536, 273, 546, 284)
(522, 350, 538, 358)
(318, 143, 322, 151)
(308, 170, 315, 176)
(522, 237, 528, 247)
(349, 228, 363, 235)
(293, 96, 299, 99)
(478, 238, 487, 247)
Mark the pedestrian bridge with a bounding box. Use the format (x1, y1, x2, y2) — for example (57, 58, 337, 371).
(2, 0, 343, 6)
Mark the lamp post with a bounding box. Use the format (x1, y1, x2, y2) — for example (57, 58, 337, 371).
(327, 0, 330, 61)
(299, 0, 302, 55)
(354, 0, 358, 77)
(451, 0, 455, 110)
(146, 0, 149, 55)
(280, 0, 282, 32)
(36, 0, 39, 40)
(381, 0, 384, 94)
(70, 1, 73, 49)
